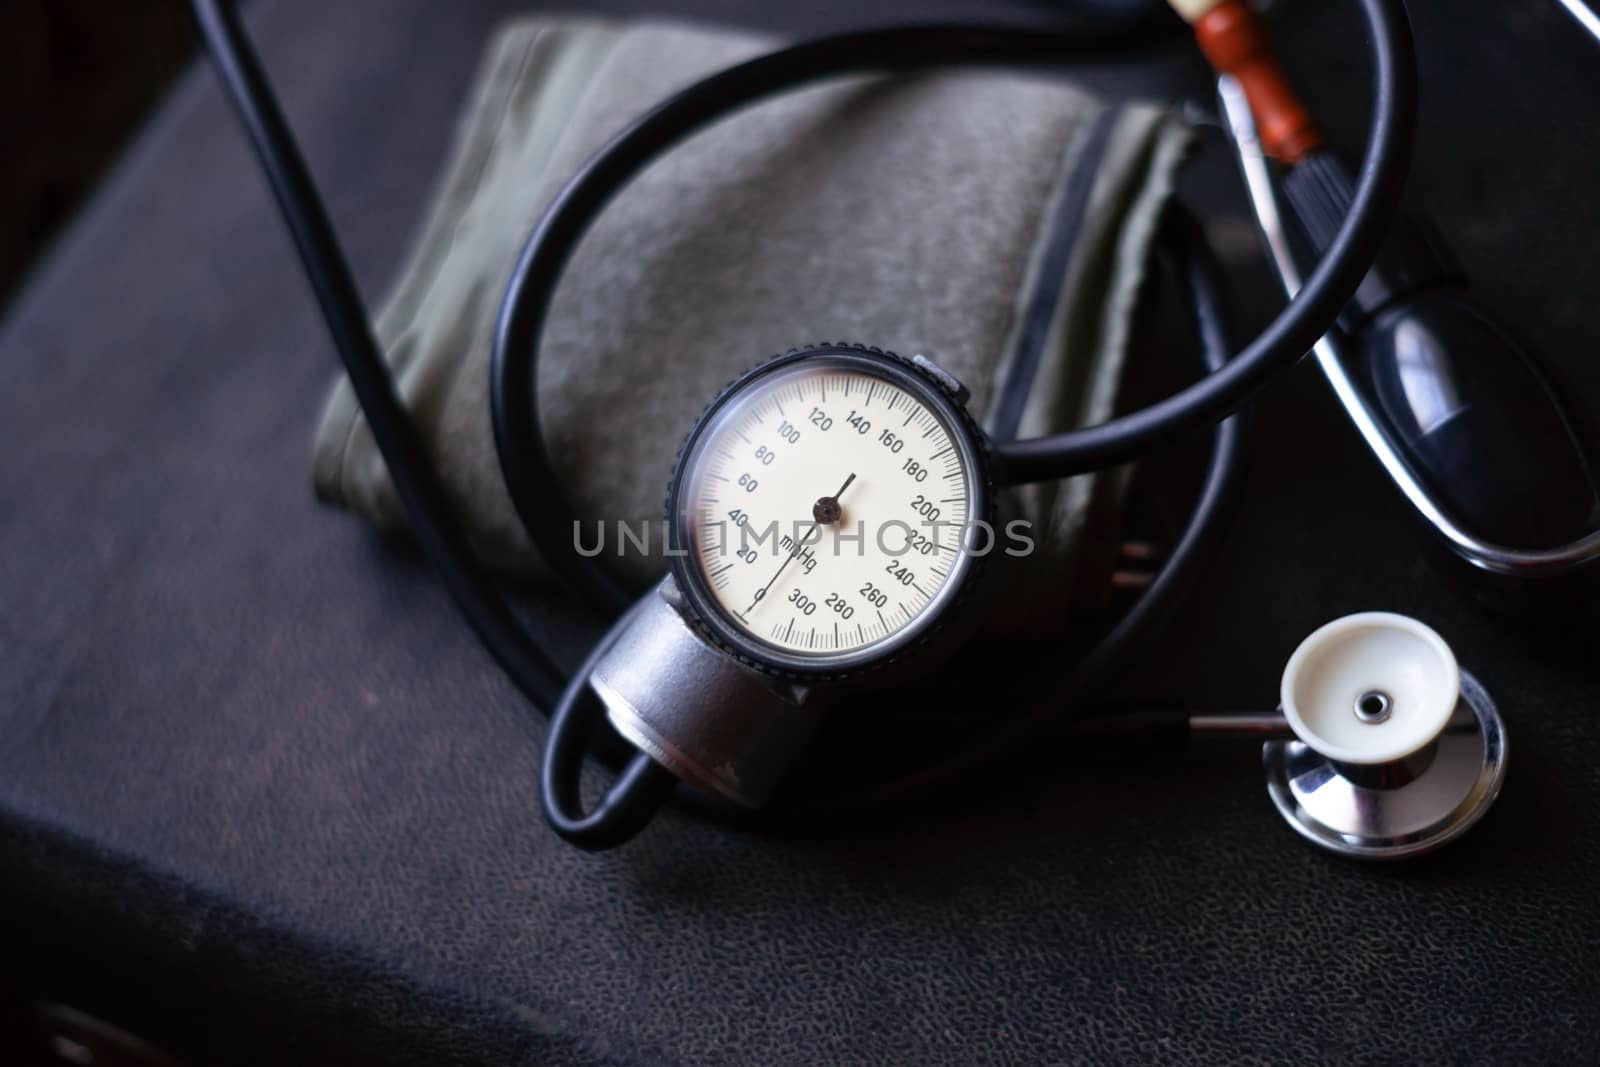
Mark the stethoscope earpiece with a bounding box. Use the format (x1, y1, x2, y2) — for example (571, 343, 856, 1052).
(1264, 613, 1508, 860)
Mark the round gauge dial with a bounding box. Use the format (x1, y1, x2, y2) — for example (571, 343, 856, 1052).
(669, 347, 988, 674)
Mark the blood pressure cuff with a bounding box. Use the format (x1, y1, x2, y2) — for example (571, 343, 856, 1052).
(310, 16, 1192, 619)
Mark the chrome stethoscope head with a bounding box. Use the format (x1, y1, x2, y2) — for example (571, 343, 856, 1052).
(1263, 612, 1508, 860)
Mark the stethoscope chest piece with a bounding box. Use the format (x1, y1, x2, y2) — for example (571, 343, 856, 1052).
(1263, 613, 1508, 860)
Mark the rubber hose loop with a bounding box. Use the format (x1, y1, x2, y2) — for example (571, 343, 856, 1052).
(540, 598, 678, 850)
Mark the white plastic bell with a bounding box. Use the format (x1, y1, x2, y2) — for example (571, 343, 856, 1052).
(1263, 612, 1508, 859)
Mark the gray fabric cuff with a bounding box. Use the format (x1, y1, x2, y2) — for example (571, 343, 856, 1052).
(311, 17, 1192, 614)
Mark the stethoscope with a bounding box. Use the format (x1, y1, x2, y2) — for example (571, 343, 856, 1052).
(190, 0, 1597, 859)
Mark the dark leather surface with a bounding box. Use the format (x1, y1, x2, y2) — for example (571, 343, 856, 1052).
(2, 0, 1598, 1063)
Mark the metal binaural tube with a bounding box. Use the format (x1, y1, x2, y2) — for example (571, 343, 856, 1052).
(1220, 75, 1600, 577)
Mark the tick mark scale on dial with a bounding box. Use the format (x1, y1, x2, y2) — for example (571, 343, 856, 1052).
(686, 364, 977, 661)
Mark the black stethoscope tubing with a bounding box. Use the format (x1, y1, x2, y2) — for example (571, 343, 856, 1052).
(489, 6, 1415, 612)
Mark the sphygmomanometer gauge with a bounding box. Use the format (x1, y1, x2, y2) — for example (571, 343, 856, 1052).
(665, 344, 995, 679)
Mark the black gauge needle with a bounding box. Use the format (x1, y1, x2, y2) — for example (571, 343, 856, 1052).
(746, 473, 855, 614)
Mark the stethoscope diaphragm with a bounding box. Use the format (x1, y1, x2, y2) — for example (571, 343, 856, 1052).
(1263, 612, 1508, 860)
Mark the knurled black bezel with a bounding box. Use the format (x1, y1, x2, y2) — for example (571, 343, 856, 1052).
(664, 342, 996, 681)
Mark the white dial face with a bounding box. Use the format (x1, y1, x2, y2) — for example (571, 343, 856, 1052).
(677, 356, 979, 667)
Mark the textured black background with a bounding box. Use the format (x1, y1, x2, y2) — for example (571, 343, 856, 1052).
(0, 1, 193, 313)
(1, 0, 1598, 1063)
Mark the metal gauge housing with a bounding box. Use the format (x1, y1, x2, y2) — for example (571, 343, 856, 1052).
(667, 344, 993, 677)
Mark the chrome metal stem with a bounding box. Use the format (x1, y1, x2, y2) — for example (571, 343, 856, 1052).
(1188, 712, 1293, 738)
(1555, 0, 1600, 48)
